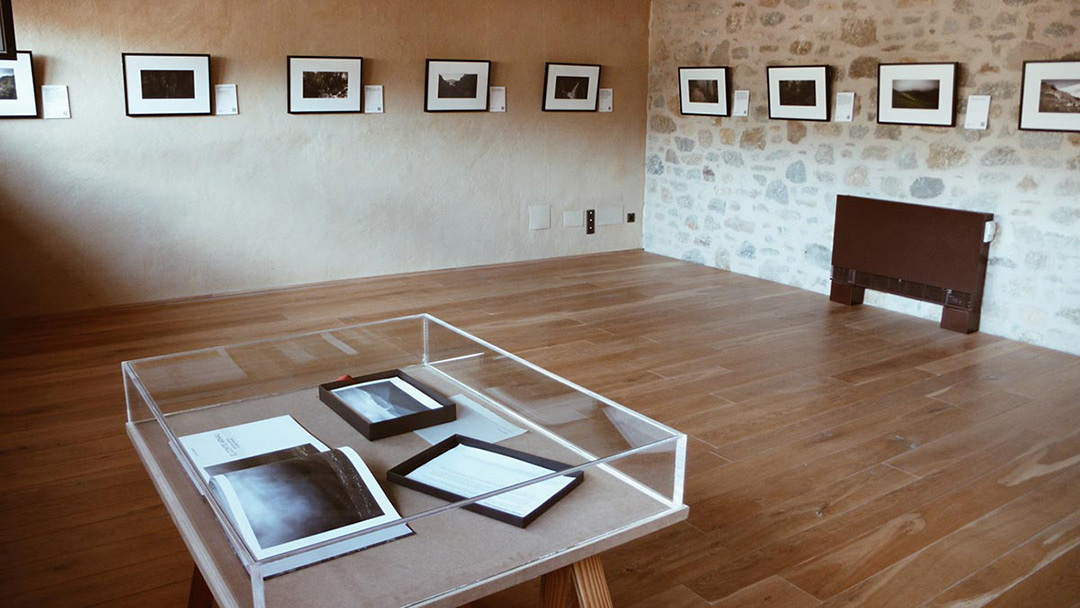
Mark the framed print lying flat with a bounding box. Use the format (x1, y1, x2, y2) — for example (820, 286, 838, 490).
(767, 65, 829, 121)
(122, 53, 211, 117)
(0, 50, 35, 118)
(1019, 60, 1080, 133)
(319, 370, 456, 440)
(679, 66, 730, 116)
(1, 0, 16, 61)
(543, 62, 601, 111)
(425, 59, 490, 112)
(288, 56, 362, 114)
(878, 62, 958, 127)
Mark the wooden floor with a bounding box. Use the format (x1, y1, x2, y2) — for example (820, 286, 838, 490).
(2, 250, 1079, 608)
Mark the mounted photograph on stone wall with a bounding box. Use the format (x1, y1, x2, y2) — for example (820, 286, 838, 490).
(1019, 60, 1080, 133)
(425, 59, 490, 112)
(877, 63, 958, 127)
(123, 53, 211, 117)
(0, 50, 35, 118)
(288, 56, 363, 114)
(543, 62, 601, 111)
(678, 66, 730, 117)
(766, 65, 829, 121)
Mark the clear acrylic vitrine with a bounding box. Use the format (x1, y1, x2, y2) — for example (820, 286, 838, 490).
(125, 314, 687, 608)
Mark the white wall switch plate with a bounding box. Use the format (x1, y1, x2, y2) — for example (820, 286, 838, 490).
(597, 205, 623, 226)
(563, 210, 584, 227)
(529, 205, 551, 230)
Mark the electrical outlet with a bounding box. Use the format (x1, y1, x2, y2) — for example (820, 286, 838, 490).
(586, 209, 595, 235)
(627, 212, 636, 223)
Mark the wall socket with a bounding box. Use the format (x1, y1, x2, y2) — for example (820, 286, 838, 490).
(586, 209, 595, 234)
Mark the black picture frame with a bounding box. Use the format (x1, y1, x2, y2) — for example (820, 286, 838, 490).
(678, 66, 731, 117)
(424, 59, 491, 112)
(0, 50, 36, 118)
(877, 62, 959, 127)
(387, 434, 585, 528)
(0, 0, 16, 61)
(542, 62, 601, 112)
(287, 55, 363, 114)
(122, 53, 212, 117)
(319, 369, 456, 440)
(1018, 60, 1080, 133)
(766, 65, 830, 122)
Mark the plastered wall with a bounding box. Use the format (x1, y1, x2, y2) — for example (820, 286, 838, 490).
(0, 0, 650, 319)
(644, 0, 1080, 355)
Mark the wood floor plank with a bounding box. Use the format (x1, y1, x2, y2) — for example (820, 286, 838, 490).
(1, 250, 1076, 607)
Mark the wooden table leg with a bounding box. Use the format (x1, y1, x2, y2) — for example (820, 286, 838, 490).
(188, 563, 216, 608)
(541, 555, 613, 608)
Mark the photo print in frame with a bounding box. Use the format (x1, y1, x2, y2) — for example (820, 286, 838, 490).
(1, 0, 17, 61)
(288, 56, 363, 114)
(877, 62, 958, 127)
(122, 53, 211, 117)
(1019, 60, 1080, 133)
(766, 65, 829, 121)
(678, 66, 731, 116)
(543, 62, 601, 111)
(425, 59, 490, 112)
(0, 50, 36, 118)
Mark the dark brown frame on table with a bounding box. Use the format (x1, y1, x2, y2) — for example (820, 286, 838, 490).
(319, 369, 456, 440)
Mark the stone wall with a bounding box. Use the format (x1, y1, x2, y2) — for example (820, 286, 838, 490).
(643, 0, 1080, 354)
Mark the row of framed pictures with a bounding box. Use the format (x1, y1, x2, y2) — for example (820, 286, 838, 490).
(0, 51, 606, 118)
(677, 60, 1080, 133)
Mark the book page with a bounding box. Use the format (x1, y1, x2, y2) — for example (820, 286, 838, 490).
(179, 415, 328, 482)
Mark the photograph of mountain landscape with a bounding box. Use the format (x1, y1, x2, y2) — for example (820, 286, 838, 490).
(778, 79, 816, 106)
(437, 73, 478, 99)
(1039, 79, 1080, 113)
(892, 79, 940, 110)
(0, 67, 14, 100)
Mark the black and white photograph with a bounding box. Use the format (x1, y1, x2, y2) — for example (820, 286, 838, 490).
(877, 62, 957, 127)
(766, 65, 829, 121)
(425, 59, 490, 112)
(1020, 61, 1080, 132)
(122, 53, 211, 117)
(140, 70, 196, 99)
(288, 56, 362, 114)
(679, 67, 730, 116)
(0, 50, 36, 118)
(778, 79, 817, 106)
(543, 62, 601, 111)
(332, 376, 441, 423)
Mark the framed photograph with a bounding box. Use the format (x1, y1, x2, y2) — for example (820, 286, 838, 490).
(543, 62, 601, 111)
(877, 62, 958, 127)
(319, 369, 456, 440)
(122, 53, 211, 117)
(425, 59, 490, 112)
(287, 56, 362, 114)
(1, 0, 16, 61)
(1019, 60, 1080, 133)
(767, 65, 829, 121)
(0, 51, 36, 118)
(679, 66, 731, 116)
(387, 434, 585, 528)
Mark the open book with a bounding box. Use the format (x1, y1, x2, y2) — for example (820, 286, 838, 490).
(178, 416, 412, 576)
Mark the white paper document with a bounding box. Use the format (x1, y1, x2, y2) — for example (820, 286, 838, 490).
(732, 90, 750, 116)
(406, 444, 576, 518)
(835, 92, 855, 122)
(42, 85, 71, 119)
(214, 84, 238, 115)
(414, 394, 526, 445)
(489, 86, 506, 112)
(965, 95, 991, 130)
(364, 85, 384, 113)
(598, 88, 613, 112)
(179, 415, 329, 482)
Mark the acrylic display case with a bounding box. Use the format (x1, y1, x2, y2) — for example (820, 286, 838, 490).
(125, 314, 688, 608)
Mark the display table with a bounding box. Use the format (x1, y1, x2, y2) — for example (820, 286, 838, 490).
(125, 315, 688, 607)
